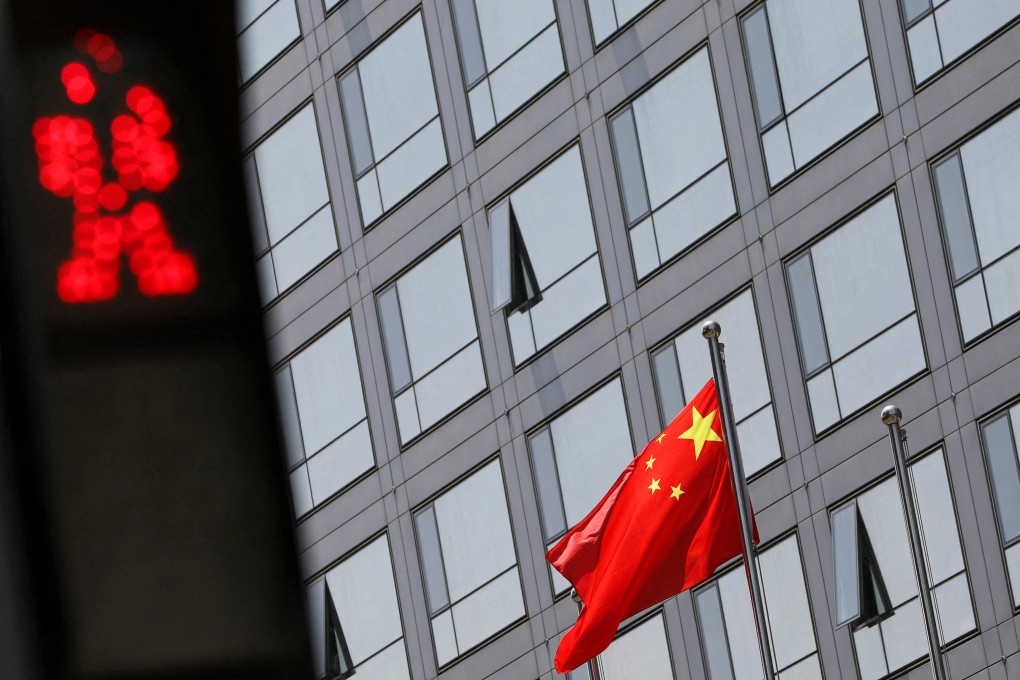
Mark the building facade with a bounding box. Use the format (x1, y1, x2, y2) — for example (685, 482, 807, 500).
(236, 0, 1020, 678)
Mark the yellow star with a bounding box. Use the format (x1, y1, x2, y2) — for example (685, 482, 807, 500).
(645, 456, 656, 470)
(656, 433, 667, 444)
(670, 484, 684, 501)
(648, 478, 661, 495)
(678, 407, 722, 460)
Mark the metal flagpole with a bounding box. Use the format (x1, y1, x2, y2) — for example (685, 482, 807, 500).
(702, 321, 776, 679)
(881, 405, 949, 680)
(570, 589, 602, 680)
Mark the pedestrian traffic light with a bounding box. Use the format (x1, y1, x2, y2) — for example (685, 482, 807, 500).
(0, 3, 311, 678)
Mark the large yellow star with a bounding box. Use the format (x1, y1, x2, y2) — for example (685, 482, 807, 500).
(645, 456, 656, 470)
(678, 407, 722, 460)
(648, 478, 661, 495)
(670, 484, 684, 501)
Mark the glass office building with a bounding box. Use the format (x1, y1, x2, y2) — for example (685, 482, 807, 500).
(237, 0, 1020, 677)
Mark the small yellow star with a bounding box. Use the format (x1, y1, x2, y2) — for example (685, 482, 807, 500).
(657, 433, 667, 444)
(645, 456, 656, 470)
(648, 478, 661, 495)
(670, 484, 684, 501)
(678, 407, 722, 460)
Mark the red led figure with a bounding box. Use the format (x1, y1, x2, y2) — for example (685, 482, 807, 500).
(33, 30, 197, 303)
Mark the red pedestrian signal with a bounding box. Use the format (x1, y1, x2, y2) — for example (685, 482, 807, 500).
(32, 30, 197, 304)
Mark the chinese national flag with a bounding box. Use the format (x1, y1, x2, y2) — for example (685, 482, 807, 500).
(547, 378, 754, 673)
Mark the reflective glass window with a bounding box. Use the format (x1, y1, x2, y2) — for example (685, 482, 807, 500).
(274, 318, 373, 518)
(339, 13, 447, 227)
(651, 290, 780, 477)
(933, 108, 1020, 343)
(694, 534, 820, 679)
(307, 535, 410, 679)
(413, 460, 525, 666)
(902, 0, 1020, 85)
(833, 449, 975, 679)
(529, 379, 633, 592)
(244, 104, 338, 304)
(980, 404, 1020, 607)
(451, 0, 564, 137)
(608, 47, 736, 280)
(236, 0, 300, 82)
(377, 235, 486, 444)
(491, 146, 606, 363)
(785, 194, 925, 433)
(587, 0, 659, 45)
(740, 0, 877, 186)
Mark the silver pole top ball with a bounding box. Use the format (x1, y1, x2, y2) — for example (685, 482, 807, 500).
(702, 320, 721, 339)
(570, 588, 582, 604)
(881, 405, 902, 425)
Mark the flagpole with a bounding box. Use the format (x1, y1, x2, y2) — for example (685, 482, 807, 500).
(880, 406, 948, 680)
(702, 321, 776, 679)
(570, 589, 602, 680)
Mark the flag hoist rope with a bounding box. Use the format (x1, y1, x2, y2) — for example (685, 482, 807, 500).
(703, 320, 776, 679)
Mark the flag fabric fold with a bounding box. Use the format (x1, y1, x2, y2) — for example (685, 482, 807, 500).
(546, 378, 755, 673)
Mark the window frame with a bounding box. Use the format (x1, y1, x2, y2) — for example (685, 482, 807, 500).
(829, 444, 979, 678)
(691, 530, 824, 680)
(605, 41, 739, 283)
(782, 190, 927, 438)
(236, 0, 302, 85)
(585, 0, 664, 49)
(486, 141, 609, 366)
(272, 314, 375, 518)
(311, 531, 411, 680)
(336, 9, 450, 230)
(243, 98, 340, 306)
(448, 0, 569, 141)
(525, 373, 635, 597)
(898, 0, 1020, 89)
(927, 103, 1020, 348)
(373, 230, 488, 449)
(410, 454, 528, 669)
(647, 285, 784, 480)
(978, 400, 1020, 613)
(737, 0, 881, 191)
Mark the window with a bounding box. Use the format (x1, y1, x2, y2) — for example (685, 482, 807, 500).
(236, 0, 300, 82)
(832, 449, 975, 679)
(529, 379, 633, 593)
(244, 104, 338, 304)
(568, 612, 675, 680)
(413, 459, 525, 666)
(339, 13, 447, 227)
(786, 194, 925, 434)
(901, 0, 1020, 85)
(450, 0, 564, 137)
(695, 534, 821, 679)
(608, 47, 736, 280)
(980, 404, 1020, 608)
(740, 0, 878, 186)
(490, 146, 606, 363)
(274, 317, 373, 518)
(651, 290, 780, 477)
(377, 235, 486, 445)
(607, 47, 738, 279)
(307, 535, 410, 679)
(587, 0, 658, 45)
(932, 108, 1020, 343)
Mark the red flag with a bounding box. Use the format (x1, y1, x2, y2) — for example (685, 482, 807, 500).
(547, 378, 754, 672)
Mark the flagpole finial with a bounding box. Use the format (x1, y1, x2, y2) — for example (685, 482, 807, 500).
(881, 405, 902, 425)
(702, 320, 721, 339)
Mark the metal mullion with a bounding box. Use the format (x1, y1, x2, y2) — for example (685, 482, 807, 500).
(780, 55, 870, 123)
(394, 337, 477, 399)
(652, 157, 729, 217)
(485, 19, 558, 76)
(364, 114, 439, 174)
(304, 415, 368, 462)
(825, 309, 917, 369)
(447, 564, 517, 611)
(269, 200, 331, 250)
